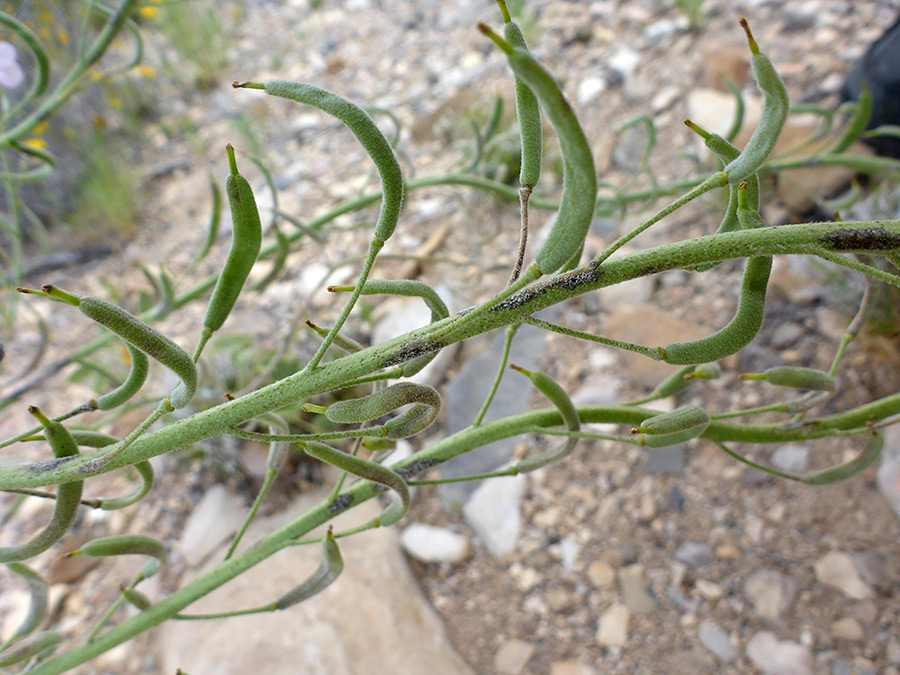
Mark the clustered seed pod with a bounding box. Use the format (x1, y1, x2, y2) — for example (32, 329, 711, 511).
(631, 405, 711, 448)
(324, 382, 441, 439)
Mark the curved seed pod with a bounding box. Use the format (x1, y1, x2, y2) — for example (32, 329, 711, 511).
(65, 430, 155, 509)
(484, 94, 504, 143)
(687, 363, 722, 380)
(0, 631, 62, 668)
(72, 534, 167, 579)
(509, 364, 580, 472)
(95, 343, 149, 411)
(22, 285, 197, 409)
(325, 382, 441, 439)
(0, 408, 83, 563)
(829, 83, 872, 155)
(722, 19, 789, 183)
(479, 24, 596, 275)
(192, 175, 222, 266)
(631, 405, 710, 448)
(304, 442, 410, 527)
(645, 365, 699, 399)
(252, 222, 289, 291)
(305, 320, 365, 354)
(361, 437, 397, 452)
(741, 366, 837, 392)
(497, 1, 542, 190)
(120, 587, 152, 611)
(663, 254, 771, 364)
(805, 431, 882, 485)
(4, 563, 48, 640)
(255, 80, 404, 243)
(0, 13, 49, 104)
(202, 145, 263, 334)
(275, 527, 343, 609)
(330, 279, 448, 322)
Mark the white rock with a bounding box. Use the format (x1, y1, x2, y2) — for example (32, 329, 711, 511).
(830, 617, 864, 641)
(494, 638, 535, 674)
(770, 444, 809, 473)
(179, 485, 249, 566)
(160, 494, 474, 675)
(463, 474, 524, 558)
(607, 47, 640, 82)
(813, 551, 874, 600)
(399, 523, 470, 563)
(743, 569, 797, 620)
(577, 76, 607, 106)
(746, 631, 813, 675)
(596, 603, 630, 646)
(697, 619, 736, 662)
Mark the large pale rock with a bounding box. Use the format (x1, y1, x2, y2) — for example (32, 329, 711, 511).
(158, 491, 473, 675)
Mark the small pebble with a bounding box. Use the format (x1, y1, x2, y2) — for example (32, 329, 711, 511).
(674, 541, 714, 568)
(697, 619, 737, 662)
(596, 604, 630, 647)
(770, 444, 809, 473)
(494, 638, 536, 675)
(830, 617, 864, 641)
(743, 569, 798, 621)
(618, 564, 657, 614)
(746, 631, 813, 675)
(399, 523, 469, 564)
(814, 551, 874, 600)
(587, 560, 616, 589)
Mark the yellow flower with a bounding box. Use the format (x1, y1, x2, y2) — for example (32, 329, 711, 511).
(22, 137, 47, 151)
(107, 92, 123, 109)
(136, 64, 156, 78)
(33, 121, 49, 135)
(56, 28, 70, 46)
(138, 6, 159, 19)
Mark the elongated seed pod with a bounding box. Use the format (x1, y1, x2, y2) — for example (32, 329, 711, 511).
(634, 405, 710, 435)
(70, 428, 155, 511)
(325, 382, 441, 439)
(0, 409, 83, 563)
(722, 20, 789, 183)
(303, 442, 410, 527)
(259, 80, 404, 243)
(805, 431, 882, 485)
(735, 181, 766, 230)
(479, 24, 596, 275)
(498, 2, 542, 190)
(95, 343, 149, 410)
(829, 83, 872, 155)
(74, 534, 167, 579)
(663, 254, 771, 364)
(510, 365, 581, 472)
(27, 285, 198, 409)
(5, 562, 48, 640)
(0, 631, 62, 668)
(120, 587, 152, 611)
(203, 145, 263, 334)
(646, 365, 699, 400)
(331, 279, 449, 323)
(275, 528, 343, 609)
(741, 366, 836, 392)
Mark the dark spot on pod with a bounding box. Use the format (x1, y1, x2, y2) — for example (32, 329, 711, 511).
(822, 228, 900, 251)
(382, 340, 442, 368)
(29, 456, 77, 472)
(395, 457, 442, 480)
(328, 493, 355, 512)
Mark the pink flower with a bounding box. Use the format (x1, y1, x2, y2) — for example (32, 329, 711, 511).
(0, 41, 25, 88)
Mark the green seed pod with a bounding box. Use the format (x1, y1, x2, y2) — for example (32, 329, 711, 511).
(330, 279, 448, 323)
(4, 562, 48, 640)
(303, 442, 410, 527)
(646, 365, 700, 399)
(741, 366, 837, 392)
(259, 80, 404, 243)
(95, 343, 149, 411)
(0, 631, 62, 668)
(804, 431, 882, 485)
(501, 12, 542, 189)
(722, 19, 789, 183)
(120, 587, 152, 611)
(0, 408, 83, 563)
(509, 365, 581, 472)
(828, 83, 872, 155)
(74, 534, 167, 579)
(325, 382, 441, 438)
(632, 405, 711, 448)
(275, 528, 343, 609)
(202, 145, 263, 334)
(479, 24, 596, 275)
(735, 181, 766, 230)
(663, 254, 772, 364)
(687, 363, 722, 380)
(27, 285, 197, 409)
